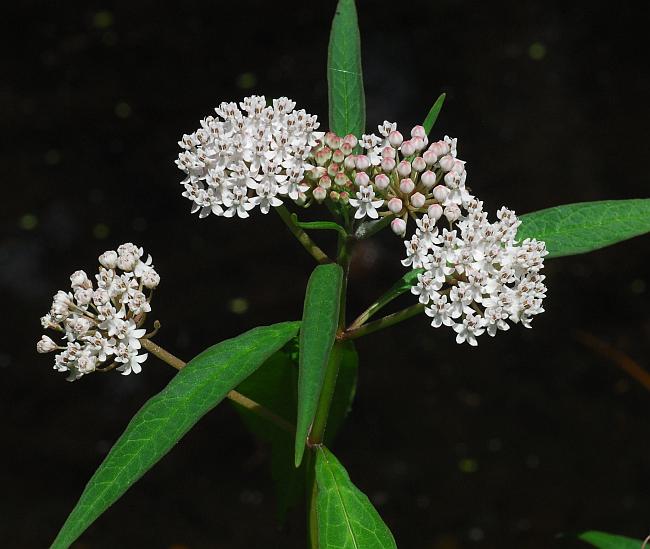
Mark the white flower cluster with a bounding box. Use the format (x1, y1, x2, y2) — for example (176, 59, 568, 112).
(403, 199, 548, 345)
(176, 95, 322, 218)
(38, 244, 160, 381)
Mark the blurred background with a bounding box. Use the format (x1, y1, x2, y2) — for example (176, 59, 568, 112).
(1, 1, 649, 547)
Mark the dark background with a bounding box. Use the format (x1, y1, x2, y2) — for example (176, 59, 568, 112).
(1, 1, 649, 547)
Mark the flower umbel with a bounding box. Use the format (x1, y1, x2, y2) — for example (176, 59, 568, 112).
(37, 244, 159, 380)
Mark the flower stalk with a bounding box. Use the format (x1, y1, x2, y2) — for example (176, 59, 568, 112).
(140, 338, 295, 433)
(276, 205, 331, 264)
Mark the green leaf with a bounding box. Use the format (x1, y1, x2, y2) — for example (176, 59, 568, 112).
(51, 321, 300, 549)
(518, 199, 650, 258)
(422, 93, 446, 134)
(328, 0, 365, 138)
(291, 213, 348, 239)
(295, 263, 344, 467)
(579, 530, 645, 548)
(233, 341, 357, 520)
(315, 447, 397, 549)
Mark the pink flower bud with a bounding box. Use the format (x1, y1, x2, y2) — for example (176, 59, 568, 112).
(429, 140, 448, 158)
(388, 130, 403, 148)
(355, 171, 370, 186)
(37, 335, 58, 353)
(374, 173, 390, 190)
(355, 155, 370, 171)
(340, 142, 353, 156)
(391, 218, 407, 236)
(439, 154, 455, 172)
(343, 155, 356, 170)
(339, 191, 350, 204)
(327, 163, 340, 177)
(296, 192, 308, 206)
(444, 171, 459, 187)
(330, 191, 340, 202)
(412, 136, 426, 152)
(324, 132, 339, 148)
(421, 170, 437, 188)
(313, 186, 327, 202)
(410, 192, 426, 209)
(397, 160, 412, 177)
(400, 139, 416, 157)
(399, 178, 415, 194)
(411, 156, 426, 172)
(343, 134, 358, 148)
(382, 146, 396, 159)
(388, 197, 403, 214)
(315, 147, 332, 166)
(432, 185, 449, 203)
(411, 125, 426, 138)
(444, 204, 461, 222)
(381, 157, 396, 172)
(332, 149, 345, 163)
(423, 150, 438, 166)
(334, 172, 350, 187)
(319, 175, 332, 189)
(427, 204, 443, 220)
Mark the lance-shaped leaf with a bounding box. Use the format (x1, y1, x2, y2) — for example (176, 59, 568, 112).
(328, 0, 365, 138)
(315, 446, 397, 549)
(295, 263, 343, 467)
(422, 92, 446, 134)
(51, 321, 300, 549)
(518, 199, 650, 258)
(579, 530, 646, 548)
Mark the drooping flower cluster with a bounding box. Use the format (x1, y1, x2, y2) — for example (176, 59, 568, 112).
(176, 95, 322, 218)
(403, 199, 548, 345)
(38, 244, 160, 381)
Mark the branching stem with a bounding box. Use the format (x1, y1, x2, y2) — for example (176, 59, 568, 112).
(275, 205, 331, 264)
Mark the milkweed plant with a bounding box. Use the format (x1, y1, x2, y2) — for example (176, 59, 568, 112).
(42, 1, 650, 548)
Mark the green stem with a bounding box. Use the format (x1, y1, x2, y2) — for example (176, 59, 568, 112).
(276, 205, 331, 264)
(306, 232, 353, 548)
(341, 303, 425, 340)
(140, 338, 294, 433)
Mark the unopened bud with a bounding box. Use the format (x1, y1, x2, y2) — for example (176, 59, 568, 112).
(412, 156, 426, 172)
(427, 203, 443, 220)
(343, 134, 358, 148)
(411, 125, 426, 139)
(313, 186, 327, 202)
(327, 163, 340, 178)
(423, 150, 438, 166)
(332, 149, 345, 163)
(432, 185, 449, 203)
(324, 132, 339, 149)
(308, 166, 326, 180)
(315, 147, 332, 166)
(439, 154, 455, 172)
(99, 251, 118, 269)
(339, 191, 350, 204)
(397, 160, 411, 178)
(355, 155, 370, 171)
(400, 140, 416, 157)
(381, 156, 396, 172)
(388, 197, 403, 214)
(343, 155, 357, 170)
(37, 335, 58, 353)
(330, 191, 340, 202)
(382, 146, 396, 159)
(334, 172, 350, 187)
(421, 170, 437, 188)
(388, 130, 403, 148)
(319, 175, 332, 190)
(340, 142, 353, 156)
(391, 218, 407, 236)
(296, 191, 308, 206)
(429, 140, 448, 158)
(410, 192, 426, 209)
(374, 173, 390, 190)
(399, 178, 415, 194)
(444, 204, 461, 222)
(355, 171, 370, 186)
(452, 159, 466, 175)
(412, 136, 426, 152)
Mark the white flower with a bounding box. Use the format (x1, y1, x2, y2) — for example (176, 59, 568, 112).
(38, 243, 160, 381)
(349, 186, 384, 219)
(453, 311, 486, 346)
(425, 295, 455, 328)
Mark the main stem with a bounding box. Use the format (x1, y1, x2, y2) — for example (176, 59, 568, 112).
(306, 232, 352, 547)
(139, 338, 294, 433)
